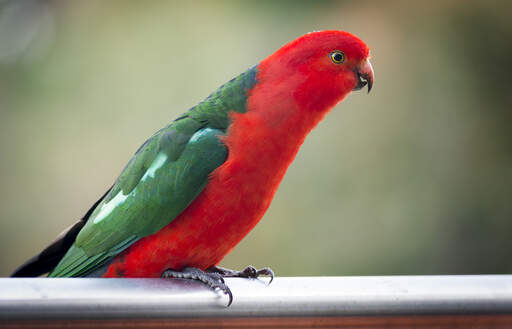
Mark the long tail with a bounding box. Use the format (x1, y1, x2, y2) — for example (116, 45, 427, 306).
(10, 188, 111, 277)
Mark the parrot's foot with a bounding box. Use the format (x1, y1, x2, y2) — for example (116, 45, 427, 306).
(206, 265, 274, 284)
(161, 267, 233, 306)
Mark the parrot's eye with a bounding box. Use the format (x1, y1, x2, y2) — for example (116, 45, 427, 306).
(329, 50, 345, 64)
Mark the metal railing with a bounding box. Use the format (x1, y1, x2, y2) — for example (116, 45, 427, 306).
(1, 275, 512, 328)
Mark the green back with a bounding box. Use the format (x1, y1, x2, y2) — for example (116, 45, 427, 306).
(49, 66, 258, 277)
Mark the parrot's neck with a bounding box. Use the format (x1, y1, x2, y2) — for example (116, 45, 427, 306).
(201, 66, 351, 263)
(221, 73, 345, 193)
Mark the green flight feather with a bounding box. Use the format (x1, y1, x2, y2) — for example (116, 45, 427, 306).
(48, 66, 258, 277)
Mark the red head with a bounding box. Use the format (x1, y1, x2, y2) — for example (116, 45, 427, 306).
(256, 30, 373, 114)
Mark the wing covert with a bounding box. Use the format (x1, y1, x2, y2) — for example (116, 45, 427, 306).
(49, 127, 227, 277)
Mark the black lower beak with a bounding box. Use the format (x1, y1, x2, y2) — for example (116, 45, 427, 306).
(353, 71, 369, 92)
(353, 59, 374, 93)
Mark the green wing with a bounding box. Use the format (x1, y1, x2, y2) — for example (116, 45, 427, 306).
(49, 126, 227, 277)
(48, 65, 258, 277)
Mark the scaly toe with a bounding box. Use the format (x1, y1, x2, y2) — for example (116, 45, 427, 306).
(241, 265, 258, 278)
(161, 267, 233, 307)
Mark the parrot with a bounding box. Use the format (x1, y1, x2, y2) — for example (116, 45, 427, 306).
(11, 30, 374, 305)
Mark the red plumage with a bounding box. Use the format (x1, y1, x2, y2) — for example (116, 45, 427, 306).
(104, 31, 371, 277)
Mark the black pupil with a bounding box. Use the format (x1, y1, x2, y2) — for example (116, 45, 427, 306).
(333, 53, 343, 62)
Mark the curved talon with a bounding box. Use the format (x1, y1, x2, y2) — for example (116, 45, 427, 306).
(258, 267, 274, 284)
(205, 277, 232, 307)
(243, 266, 274, 284)
(223, 286, 234, 307)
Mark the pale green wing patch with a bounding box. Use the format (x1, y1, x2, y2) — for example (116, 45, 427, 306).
(49, 128, 227, 277)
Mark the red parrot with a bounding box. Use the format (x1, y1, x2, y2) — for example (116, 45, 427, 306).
(12, 30, 373, 305)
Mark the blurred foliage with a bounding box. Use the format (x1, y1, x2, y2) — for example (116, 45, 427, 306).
(1, 0, 511, 277)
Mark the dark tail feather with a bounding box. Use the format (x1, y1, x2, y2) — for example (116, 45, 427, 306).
(10, 188, 111, 277)
(10, 220, 87, 277)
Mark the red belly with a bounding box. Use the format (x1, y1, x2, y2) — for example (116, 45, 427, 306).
(102, 67, 328, 278)
(103, 114, 297, 278)
(103, 165, 272, 278)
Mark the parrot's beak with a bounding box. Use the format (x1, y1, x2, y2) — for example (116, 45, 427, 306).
(353, 59, 374, 93)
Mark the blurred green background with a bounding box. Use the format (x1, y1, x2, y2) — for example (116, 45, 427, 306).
(1, 0, 511, 277)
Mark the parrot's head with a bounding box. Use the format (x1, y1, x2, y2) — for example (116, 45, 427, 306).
(257, 30, 373, 113)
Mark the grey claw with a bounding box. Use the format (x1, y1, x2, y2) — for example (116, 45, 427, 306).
(223, 286, 233, 307)
(258, 267, 274, 284)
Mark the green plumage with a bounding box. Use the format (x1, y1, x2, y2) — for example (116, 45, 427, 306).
(49, 66, 258, 277)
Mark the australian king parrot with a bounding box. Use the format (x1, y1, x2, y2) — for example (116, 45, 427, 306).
(11, 30, 374, 305)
